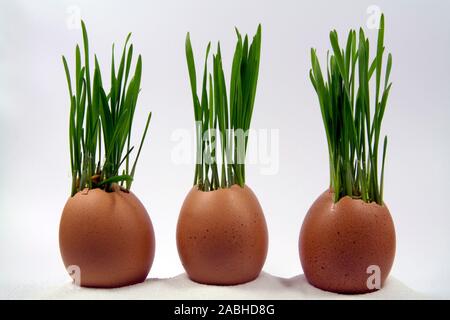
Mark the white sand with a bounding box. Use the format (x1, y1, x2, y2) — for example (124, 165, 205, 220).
(1, 272, 426, 300)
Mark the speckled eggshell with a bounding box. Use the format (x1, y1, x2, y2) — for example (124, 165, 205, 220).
(59, 188, 155, 288)
(299, 190, 396, 294)
(177, 185, 268, 285)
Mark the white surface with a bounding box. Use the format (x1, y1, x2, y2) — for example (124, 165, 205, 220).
(1, 0, 449, 299)
(2, 273, 425, 300)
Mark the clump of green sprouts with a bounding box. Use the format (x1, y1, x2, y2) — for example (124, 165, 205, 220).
(185, 25, 261, 192)
(309, 14, 392, 205)
(63, 21, 151, 196)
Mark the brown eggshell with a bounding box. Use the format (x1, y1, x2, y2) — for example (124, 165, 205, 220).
(59, 188, 155, 288)
(177, 185, 268, 285)
(299, 190, 396, 294)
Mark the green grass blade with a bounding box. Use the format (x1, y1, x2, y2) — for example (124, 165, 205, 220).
(385, 53, 392, 90)
(129, 112, 152, 187)
(375, 14, 385, 111)
(97, 174, 133, 187)
(185, 33, 200, 120)
(62, 56, 73, 99)
(80, 20, 92, 107)
(380, 136, 388, 203)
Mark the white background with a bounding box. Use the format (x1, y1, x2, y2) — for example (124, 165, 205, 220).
(1, 0, 449, 298)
